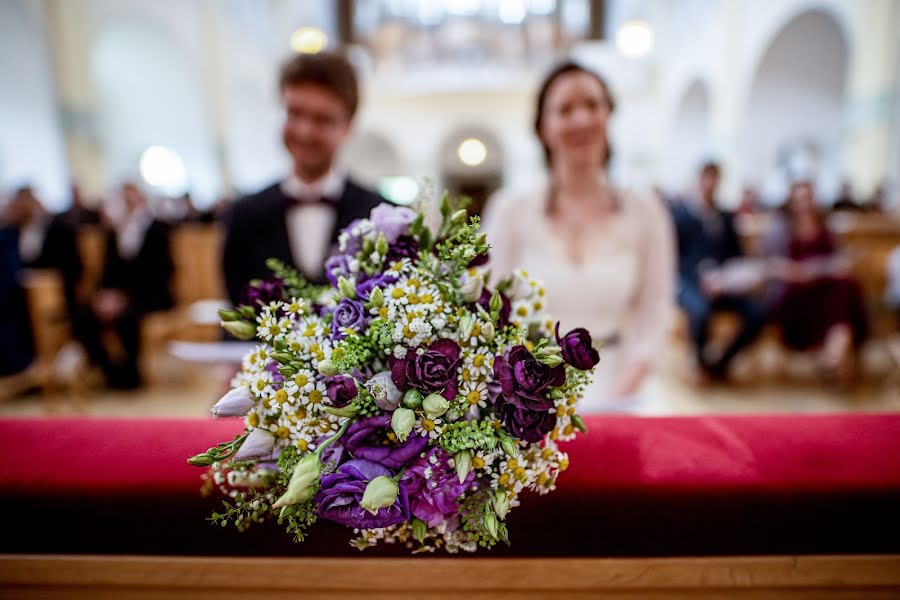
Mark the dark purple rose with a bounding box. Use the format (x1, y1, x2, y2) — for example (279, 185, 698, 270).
(386, 235, 420, 263)
(331, 298, 367, 340)
(467, 252, 489, 267)
(403, 447, 474, 528)
(493, 346, 563, 442)
(355, 272, 398, 301)
(315, 459, 410, 529)
(325, 375, 358, 408)
(555, 322, 600, 370)
(240, 278, 285, 310)
(344, 414, 429, 469)
(324, 254, 353, 286)
(389, 339, 461, 401)
(477, 288, 511, 328)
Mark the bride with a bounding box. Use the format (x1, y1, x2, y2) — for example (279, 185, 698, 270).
(482, 61, 675, 413)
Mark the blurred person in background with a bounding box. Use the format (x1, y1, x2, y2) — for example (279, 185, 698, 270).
(222, 51, 383, 306)
(671, 162, 768, 382)
(832, 181, 864, 213)
(0, 191, 34, 375)
(766, 181, 868, 383)
(74, 182, 173, 389)
(62, 183, 101, 226)
(483, 61, 675, 413)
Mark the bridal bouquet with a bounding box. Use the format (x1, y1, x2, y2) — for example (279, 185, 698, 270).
(189, 197, 597, 553)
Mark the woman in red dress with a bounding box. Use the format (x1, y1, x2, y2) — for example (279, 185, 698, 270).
(770, 181, 868, 383)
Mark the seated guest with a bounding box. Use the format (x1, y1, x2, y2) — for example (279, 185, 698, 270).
(768, 181, 868, 382)
(5, 186, 82, 319)
(75, 183, 173, 389)
(831, 181, 864, 213)
(671, 162, 767, 381)
(223, 52, 383, 305)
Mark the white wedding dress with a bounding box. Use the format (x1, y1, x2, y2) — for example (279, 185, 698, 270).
(482, 184, 675, 413)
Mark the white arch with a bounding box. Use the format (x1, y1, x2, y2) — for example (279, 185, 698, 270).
(737, 8, 848, 203)
(664, 79, 713, 194)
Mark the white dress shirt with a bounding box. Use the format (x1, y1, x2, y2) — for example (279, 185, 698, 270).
(116, 208, 153, 260)
(18, 217, 48, 263)
(280, 169, 343, 280)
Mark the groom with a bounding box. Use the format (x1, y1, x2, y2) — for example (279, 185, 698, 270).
(223, 51, 383, 305)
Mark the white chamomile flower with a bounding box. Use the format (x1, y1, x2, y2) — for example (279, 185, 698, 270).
(461, 380, 489, 409)
(415, 416, 443, 440)
(248, 370, 275, 398)
(466, 349, 494, 377)
(471, 449, 497, 474)
(284, 298, 308, 318)
(284, 368, 316, 397)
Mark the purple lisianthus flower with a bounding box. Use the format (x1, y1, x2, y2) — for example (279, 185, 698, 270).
(324, 254, 353, 286)
(325, 375, 358, 408)
(493, 345, 563, 442)
(371, 203, 416, 243)
(240, 278, 285, 310)
(355, 272, 398, 301)
(389, 339, 461, 401)
(467, 252, 489, 267)
(403, 447, 475, 528)
(555, 322, 600, 370)
(315, 459, 410, 529)
(385, 235, 420, 263)
(477, 288, 512, 328)
(344, 414, 429, 469)
(331, 298, 367, 340)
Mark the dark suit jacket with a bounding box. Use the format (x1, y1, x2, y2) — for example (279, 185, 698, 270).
(670, 202, 743, 291)
(222, 179, 384, 305)
(101, 220, 174, 315)
(26, 217, 82, 319)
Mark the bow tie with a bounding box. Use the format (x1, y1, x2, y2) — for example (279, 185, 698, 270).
(284, 193, 339, 209)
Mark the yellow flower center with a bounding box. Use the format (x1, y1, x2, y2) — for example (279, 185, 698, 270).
(403, 325, 416, 339)
(422, 419, 436, 432)
(275, 389, 288, 404)
(391, 288, 405, 299)
(296, 439, 309, 451)
(534, 301, 543, 311)
(498, 473, 510, 486)
(471, 324, 482, 338)
(537, 473, 549, 486)
(541, 448, 553, 460)
(563, 424, 574, 436)
(308, 390, 323, 404)
(255, 380, 266, 391)
(472, 456, 485, 469)
(516, 306, 528, 317)
(420, 293, 434, 304)
(472, 354, 485, 368)
(276, 426, 290, 438)
(507, 459, 519, 470)
(269, 324, 281, 335)
(247, 413, 260, 427)
(296, 408, 307, 419)
(294, 374, 309, 387)
(559, 458, 569, 471)
(408, 278, 421, 289)
(406, 293, 419, 305)
(466, 390, 482, 405)
(379, 306, 389, 318)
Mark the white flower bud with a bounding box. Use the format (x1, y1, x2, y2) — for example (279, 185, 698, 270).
(360, 475, 399, 515)
(423, 393, 450, 418)
(391, 407, 416, 442)
(459, 273, 484, 303)
(272, 453, 322, 509)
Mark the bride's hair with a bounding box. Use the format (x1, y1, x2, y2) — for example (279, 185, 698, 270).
(533, 61, 616, 167)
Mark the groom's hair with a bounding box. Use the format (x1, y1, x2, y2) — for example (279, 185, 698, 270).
(278, 51, 359, 118)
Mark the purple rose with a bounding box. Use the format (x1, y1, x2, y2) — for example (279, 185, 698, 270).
(240, 278, 285, 310)
(324, 254, 353, 286)
(344, 414, 429, 469)
(477, 288, 512, 328)
(555, 323, 600, 370)
(355, 272, 398, 301)
(371, 203, 416, 243)
(331, 298, 367, 340)
(493, 346, 563, 442)
(403, 447, 474, 528)
(389, 339, 461, 401)
(325, 375, 358, 408)
(315, 459, 410, 529)
(385, 235, 420, 263)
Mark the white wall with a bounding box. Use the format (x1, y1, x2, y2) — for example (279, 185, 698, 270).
(0, 0, 69, 209)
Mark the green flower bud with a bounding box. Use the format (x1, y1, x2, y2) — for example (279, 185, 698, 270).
(391, 407, 416, 443)
(360, 475, 399, 515)
(454, 450, 472, 484)
(402, 389, 424, 409)
(217, 308, 242, 322)
(492, 490, 510, 520)
(317, 359, 338, 376)
(571, 414, 588, 433)
(273, 338, 288, 351)
(272, 453, 321, 509)
(322, 404, 359, 417)
(458, 314, 474, 340)
(237, 305, 257, 319)
(412, 518, 428, 543)
(221, 320, 257, 340)
(440, 193, 452, 218)
(369, 286, 384, 308)
(278, 365, 297, 378)
(187, 454, 214, 467)
(538, 354, 564, 368)
(375, 233, 389, 257)
(489, 291, 502, 314)
(481, 321, 495, 342)
(450, 208, 468, 226)
(484, 512, 499, 540)
(548, 388, 565, 400)
(269, 351, 293, 365)
(338, 277, 356, 299)
(423, 393, 450, 418)
(500, 434, 518, 458)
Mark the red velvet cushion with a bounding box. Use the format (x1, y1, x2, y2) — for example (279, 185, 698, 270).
(2, 414, 899, 495)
